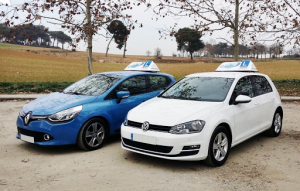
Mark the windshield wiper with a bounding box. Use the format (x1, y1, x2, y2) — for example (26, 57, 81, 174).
(64, 91, 84, 95)
(160, 95, 174, 99)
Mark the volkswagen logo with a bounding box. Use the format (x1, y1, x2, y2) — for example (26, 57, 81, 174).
(141, 121, 150, 131)
(24, 112, 31, 126)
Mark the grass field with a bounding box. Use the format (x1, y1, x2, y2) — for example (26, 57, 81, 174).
(1, 43, 300, 82)
(0, 43, 300, 95)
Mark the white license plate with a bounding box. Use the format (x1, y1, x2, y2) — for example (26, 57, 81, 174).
(131, 133, 156, 145)
(20, 134, 34, 143)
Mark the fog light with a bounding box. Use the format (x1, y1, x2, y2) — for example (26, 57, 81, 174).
(44, 134, 50, 141)
(183, 145, 200, 150)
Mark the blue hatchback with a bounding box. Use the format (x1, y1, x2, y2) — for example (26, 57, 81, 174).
(16, 62, 175, 150)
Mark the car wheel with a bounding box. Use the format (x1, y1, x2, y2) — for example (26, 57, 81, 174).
(205, 126, 231, 167)
(77, 118, 108, 151)
(266, 112, 282, 137)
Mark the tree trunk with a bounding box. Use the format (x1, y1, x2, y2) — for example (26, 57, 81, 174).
(62, 43, 64, 49)
(123, 41, 127, 58)
(190, 52, 193, 60)
(106, 36, 114, 57)
(234, 0, 239, 61)
(86, 0, 93, 75)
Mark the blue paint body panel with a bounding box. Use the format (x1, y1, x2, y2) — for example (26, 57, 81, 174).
(16, 71, 175, 146)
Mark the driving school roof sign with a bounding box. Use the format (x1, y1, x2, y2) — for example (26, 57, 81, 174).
(124, 61, 160, 72)
(215, 60, 258, 72)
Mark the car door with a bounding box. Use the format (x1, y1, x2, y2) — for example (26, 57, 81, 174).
(251, 75, 275, 131)
(230, 76, 261, 143)
(107, 75, 151, 133)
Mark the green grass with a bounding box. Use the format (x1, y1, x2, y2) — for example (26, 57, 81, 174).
(1, 43, 300, 96)
(0, 82, 73, 94)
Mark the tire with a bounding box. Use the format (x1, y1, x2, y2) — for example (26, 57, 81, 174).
(205, 126, 231, 167)
(266, 111, 282, 137)
(77, 118, 108, 151)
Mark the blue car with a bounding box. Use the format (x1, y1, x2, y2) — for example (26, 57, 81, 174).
(16, 61, 175, 150)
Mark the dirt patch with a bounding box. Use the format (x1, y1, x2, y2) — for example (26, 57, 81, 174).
(0, 102, 299, 191)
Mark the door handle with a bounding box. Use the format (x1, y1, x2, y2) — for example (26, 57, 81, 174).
(255, 102, 260, 105)
(270, 96, 275, 100)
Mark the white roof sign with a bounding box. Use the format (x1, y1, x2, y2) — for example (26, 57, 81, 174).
(215, 60, 258, 72)
(124, 61, 160, 72)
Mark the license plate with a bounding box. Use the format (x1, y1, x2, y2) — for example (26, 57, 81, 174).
(131, 133, 156, 145)
(20, 134, 34, 143)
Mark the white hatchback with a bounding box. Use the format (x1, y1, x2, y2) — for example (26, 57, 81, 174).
(121, 61, 283, 166)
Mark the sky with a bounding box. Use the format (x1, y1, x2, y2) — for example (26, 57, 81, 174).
(0, 0, 239, 56)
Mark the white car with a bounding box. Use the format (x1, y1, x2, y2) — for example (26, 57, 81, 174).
(121, 60, 283, 166)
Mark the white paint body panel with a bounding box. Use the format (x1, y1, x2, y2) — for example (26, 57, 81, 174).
(121, 72, 282, 161)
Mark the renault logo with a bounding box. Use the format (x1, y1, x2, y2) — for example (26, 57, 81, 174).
(141, 121, 150, 131)
(24, 112, 31, 126)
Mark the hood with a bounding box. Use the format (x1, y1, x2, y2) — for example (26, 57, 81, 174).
(22, 92, 97, 115)
(128, 97, 223, 126)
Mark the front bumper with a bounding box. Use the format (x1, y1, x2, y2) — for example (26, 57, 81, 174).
(16, 115, 84, 145)
(121, 124, 211, 161)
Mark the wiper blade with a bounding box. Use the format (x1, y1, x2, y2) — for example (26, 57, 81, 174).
(64, 91, 84, 95)
(160, 95, 174, 99)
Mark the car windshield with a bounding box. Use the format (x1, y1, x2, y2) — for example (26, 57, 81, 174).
(63, 74, 124, 96)
(159, 77, 234, 102)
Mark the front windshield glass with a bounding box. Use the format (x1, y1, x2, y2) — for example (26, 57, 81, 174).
(63, 74, 124, 96)
(160, 77, 235, 102)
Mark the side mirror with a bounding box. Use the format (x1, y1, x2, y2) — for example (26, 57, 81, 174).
(234, 95, 252, 104)
(116, 91, 130, 104)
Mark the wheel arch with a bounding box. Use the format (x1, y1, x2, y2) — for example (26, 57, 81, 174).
(276, 106, 283, 118)
(77, 116, 111, 140)
(217, 122, 232, 145)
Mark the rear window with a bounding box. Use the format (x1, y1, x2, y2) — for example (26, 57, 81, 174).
(251, 76, 273, 96)
(149, 75, 171, 91)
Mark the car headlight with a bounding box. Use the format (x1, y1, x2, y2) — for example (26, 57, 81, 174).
(48, 105, 82, 122)
(123, 115, 128, 126)
(169, 120, 205, 134)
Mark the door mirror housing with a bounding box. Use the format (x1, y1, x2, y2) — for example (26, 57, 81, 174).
(116, 91, 130, 104)
(234, 95, 252, 104)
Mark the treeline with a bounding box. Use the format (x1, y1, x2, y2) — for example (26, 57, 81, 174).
(176, 42, 299, 59)
(0, 24, 72, 49)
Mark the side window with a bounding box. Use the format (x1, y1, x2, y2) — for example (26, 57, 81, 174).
(251, 76, 273, 96)
(229, 76, 254, 105)
(148, 75, 170, 92)
(111, 76, 148, 98)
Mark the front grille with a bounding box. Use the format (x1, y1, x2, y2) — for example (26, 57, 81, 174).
(122, 138, 173, 153)
(18, 127, 53, 142)
(127, 120, 172, 132)
(122, 141, 199, 157)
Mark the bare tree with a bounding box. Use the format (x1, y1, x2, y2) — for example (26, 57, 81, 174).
(268, 43, 284, 58)
(154, 47, 163, 59)
(255, 0, 300, 47)
(146, 50, 151, 57)
(0, 0, 138, 75)
(153, 0, 264, 61)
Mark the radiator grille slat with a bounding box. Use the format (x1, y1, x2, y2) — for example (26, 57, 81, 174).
(127, 120, 172, 132)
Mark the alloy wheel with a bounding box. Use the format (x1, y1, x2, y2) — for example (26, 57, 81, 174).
(85, 122, 105, 147)
(213, 132, 228, 161)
